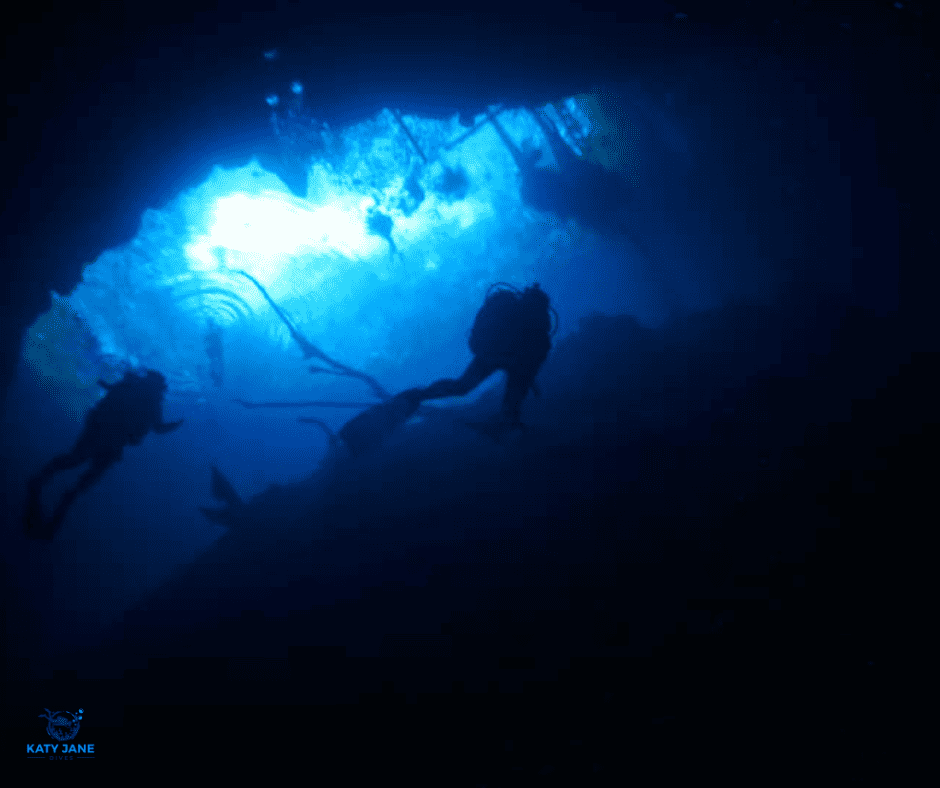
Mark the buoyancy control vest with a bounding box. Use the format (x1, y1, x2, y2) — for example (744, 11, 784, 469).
(468, 283, 554, 360)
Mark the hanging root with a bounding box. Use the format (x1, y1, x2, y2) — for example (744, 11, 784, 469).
(298, 416, 340, 447)
(233, 268, 391, 400)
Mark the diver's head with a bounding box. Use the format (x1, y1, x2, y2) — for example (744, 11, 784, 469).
(521, 282, 550, 307)
(143, 370, 168, 392)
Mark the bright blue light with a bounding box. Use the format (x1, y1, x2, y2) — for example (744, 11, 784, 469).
(205, 192, 373, 258)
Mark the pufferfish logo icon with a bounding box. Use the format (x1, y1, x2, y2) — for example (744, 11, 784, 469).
(39, 708, 83, 741)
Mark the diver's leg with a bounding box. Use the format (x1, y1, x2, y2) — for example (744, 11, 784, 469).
(23, 452, 82, 536)
(45, 452, 118, 536)
(32, 445, 90, 486)
(420, 356, 497, 400)
(25, 435, 99, 537)
(501, 373, 531, 425)
(501, 358, 545, 425)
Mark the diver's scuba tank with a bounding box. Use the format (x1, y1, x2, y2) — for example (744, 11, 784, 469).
(469, 283, 522, 356)
(469, 282, 557, 357)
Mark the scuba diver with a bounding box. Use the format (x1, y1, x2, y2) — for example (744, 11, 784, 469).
(331, 283, 556, 457)
(408, 282, 555, 431)
(24, 369, 184, 539)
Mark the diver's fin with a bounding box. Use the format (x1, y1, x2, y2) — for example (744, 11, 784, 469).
(338, 391, 423, 457)
(201, 466, 242, 527)
(209, 465, 243, 508)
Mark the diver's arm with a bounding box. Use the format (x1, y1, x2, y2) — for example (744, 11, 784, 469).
(153, 419, 184, 434)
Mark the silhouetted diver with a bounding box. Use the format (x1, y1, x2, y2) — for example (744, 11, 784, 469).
(24, 369, 183, 539)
